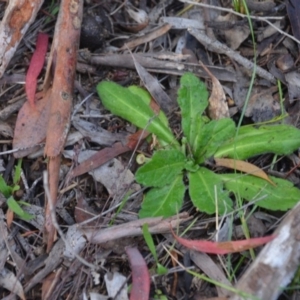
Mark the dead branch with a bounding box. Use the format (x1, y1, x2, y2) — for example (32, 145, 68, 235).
(89, 53, 237, 82)
(82, 212, 191, 244)
(43, 0, 83, 251)
(230, 201, 300, 300)
(0, 0, 44, 78)
(188, 28, 276, 84)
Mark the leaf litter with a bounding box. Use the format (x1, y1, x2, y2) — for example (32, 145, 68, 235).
(1, 0, 300, 299)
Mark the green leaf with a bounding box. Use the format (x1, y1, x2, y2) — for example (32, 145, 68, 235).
(139, 175, 186, 218)
(18, 200, 31, 206)
(7, 196, 24, 216)
(97, 81, 178, 148)
(7, 196, 34, 220)
(214, 124, 300, 160)
(184, 160, 199, 172)
(142, 223, 158, 261)
(13, 159, 22, 185)
(156, 263, 168, 275)
(109, 191, 130, 226)
(220, 173, 300, 211)
(142, 224, 168, 274)
(177, 73, 208, 147)
(12, 185, 20, 193)
(194, 118, 236, 163)
(128, 86, 169, 127)
(136, 149, 185, 187)
(0, 176, 12, 198)
(188, 167, 233, 214)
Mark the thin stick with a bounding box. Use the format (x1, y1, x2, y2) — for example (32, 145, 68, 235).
(180, 0, 300, 46)
(180, 0, 281, 20)
(43, 171, 95, 270)
(188, 28, 276, 84)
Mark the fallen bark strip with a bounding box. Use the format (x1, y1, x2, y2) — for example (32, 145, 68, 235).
(188, 28, 276, 84)
(89, 53, 236, 82)
(0, 0, 44, 78)
(230, 201, 300, 300)
(82, 212, 190, 244)
(43, 0, 83, 251)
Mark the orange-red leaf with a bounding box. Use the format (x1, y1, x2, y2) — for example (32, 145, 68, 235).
(6, 208, 14, 228)
(126, 247, 150, 300)
(171, 228, 275, 255)
(25, 33, 48, 108)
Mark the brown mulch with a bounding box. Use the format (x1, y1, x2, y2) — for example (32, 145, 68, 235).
(0, 0, 300, 299)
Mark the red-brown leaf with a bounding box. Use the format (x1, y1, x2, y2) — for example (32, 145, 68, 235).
(13, 92, 51, 158)
(171, 228, 275, 255)
(25, 33, 49, 108)
(70, 130, 148, 178)
(126, 247, 150, 300)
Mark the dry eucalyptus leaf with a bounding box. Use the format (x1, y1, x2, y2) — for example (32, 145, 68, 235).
(285, 71, 300, 102)
(257, 21, 282, 42)
(276, 54, 294, 72)
(90, 157, 139, 198)
(286, 0, 300, 51)
(65, 149, 140, 198)
(104, 271, 128, 300)
(63, 225, 86, 260)
(190, 251, 233, 298)
(217, 14, 250, 50)
(90, 292, 109, 300)
(126, 6, 148, 24)
(72, 117, 127, 146)
(0, 268, 25, 300)
(159, 16, 204, 30)
(200, 62, 229, 120)
(246, 90, 281, 122)
(132, 53, 175, 113)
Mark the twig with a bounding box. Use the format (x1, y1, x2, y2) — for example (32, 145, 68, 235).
(230, 201, 300, 300)
(180, 0, 281, 20)
(180, 0, 300, 46)
(71, 92, 94, 119)
(82, 212, 191, 244)
(0, 0, 44, 78)
(43, 171, 95, 271)
(188, 28, 276, 84)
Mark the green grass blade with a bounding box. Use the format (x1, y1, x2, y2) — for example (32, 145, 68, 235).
(13, 159, 22, 185)
(142, 224, 168, 275)
(0, 176, 12, 198)
(7, 196, 34, 220)
(142, 223, 158, 261)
